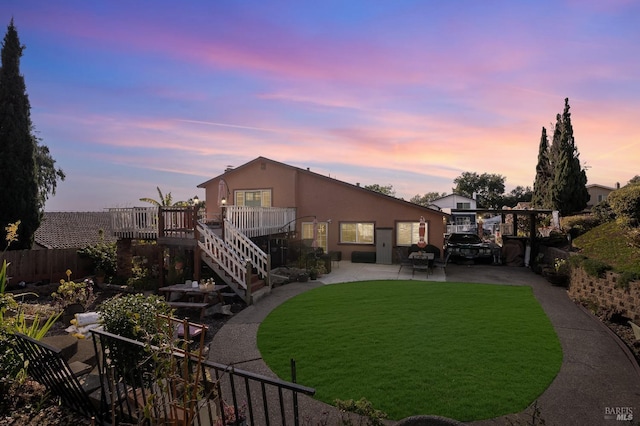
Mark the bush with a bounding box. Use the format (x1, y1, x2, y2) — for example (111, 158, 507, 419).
(617, 271, 640, 290)
(77, 236, 117, 279)
(592, 200, 615, 223)
(581, 258, 612, 278)
(608, 183, 640, 227)
(561, 215, 602, 238)
(100, 293, 172, 342)
(100, 294, 173, 386)
(539, 231, 569, 248)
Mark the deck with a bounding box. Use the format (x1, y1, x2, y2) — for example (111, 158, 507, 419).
(109, 206, 297, 241)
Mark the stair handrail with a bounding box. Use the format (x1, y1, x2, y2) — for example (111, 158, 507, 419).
(197, 221, 248, 289)
(223, 219, 269, 283)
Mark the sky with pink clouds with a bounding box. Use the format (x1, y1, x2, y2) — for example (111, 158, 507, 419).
(2, 1, 639, 211)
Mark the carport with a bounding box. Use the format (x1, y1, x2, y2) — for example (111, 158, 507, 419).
(451, 208, 555, 265)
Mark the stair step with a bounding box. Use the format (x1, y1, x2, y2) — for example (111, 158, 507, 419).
(42, 334, 77, 361)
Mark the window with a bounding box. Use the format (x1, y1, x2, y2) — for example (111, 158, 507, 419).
(597, 194, 605, 202)
(455, 216, 471, 226)
(302, 221, 329, 254)
(456, 202, 471, 209)
(396, 221, 428, 246)
(234, 189, 272, 207)
(340, 222, 374, 244)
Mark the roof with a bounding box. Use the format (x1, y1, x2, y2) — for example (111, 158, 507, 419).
(431, 193, 475, 203)
(586, 184, 616, 191)
(198, 156, 447, 216)
(34, 212, 116, 249)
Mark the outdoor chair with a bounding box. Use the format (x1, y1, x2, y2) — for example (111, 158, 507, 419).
(411, 253, 434, 277)
(13, 332, 109, 425)
(396, 247, 413, 273)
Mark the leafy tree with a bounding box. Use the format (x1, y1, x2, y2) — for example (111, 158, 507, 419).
(531, 127, 552, 209)
(452, 172, 505, 209)
(627, 175, 640, 186)
(409, 192, 447, 206)
(364, 184, 396, 197)
(140, 186, 186, 207)
(0, 20, 40, 250)
(34, 136, 65, 210)
(500, 186, 533, 208)
(549, 98, 589, 215)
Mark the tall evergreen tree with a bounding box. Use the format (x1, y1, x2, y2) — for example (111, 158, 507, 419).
(549, 98, 589, 215)
(0, 20, 41, 249)
(531, 127, 552, 209)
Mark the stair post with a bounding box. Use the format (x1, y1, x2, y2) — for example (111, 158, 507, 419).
(245, 261, 253, 305)
(193, 207, 201, 282)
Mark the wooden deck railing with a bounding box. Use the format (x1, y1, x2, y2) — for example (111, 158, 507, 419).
(110, 206, 295, 240)
(225, 206, 297, 238)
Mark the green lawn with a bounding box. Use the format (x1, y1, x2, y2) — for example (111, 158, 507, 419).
(257, 281, 562, 421)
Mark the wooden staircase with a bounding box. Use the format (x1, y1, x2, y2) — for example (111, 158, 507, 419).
(197, 220, 270, 305)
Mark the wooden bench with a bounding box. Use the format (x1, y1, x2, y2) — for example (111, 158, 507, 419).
(167, 301, 213, 319)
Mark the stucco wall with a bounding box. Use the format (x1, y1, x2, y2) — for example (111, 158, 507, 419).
(201, 158, 447, 262)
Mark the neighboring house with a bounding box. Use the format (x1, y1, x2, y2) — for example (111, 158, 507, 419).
(34, 212, 116, 249)
(197, 157, 448, 264)
(586, 184, 617, 209)
(430, 194, 477, 234)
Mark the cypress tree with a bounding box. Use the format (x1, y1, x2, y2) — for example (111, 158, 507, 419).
(0, 20, 40, 249)
(531, 127, 552, 209)
(549, 98, 589, 215)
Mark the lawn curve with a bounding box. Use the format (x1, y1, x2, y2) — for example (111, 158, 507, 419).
(257, 280, 562, 421)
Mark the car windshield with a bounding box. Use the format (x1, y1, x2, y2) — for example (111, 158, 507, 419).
(448, 233, 482, 244)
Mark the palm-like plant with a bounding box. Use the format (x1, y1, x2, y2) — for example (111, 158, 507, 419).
(139, 187, 186, 207)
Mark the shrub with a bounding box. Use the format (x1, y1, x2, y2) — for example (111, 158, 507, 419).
(581, 258, 612, 278)
(77, 234, 117, 279)
(617, 271, 640, 290)
(567, 254, 586, 269)
(539, 231, 569, 248)
(561, 215, 602, 238)
(100, 294, 173, 386)
(100, 293, 172, 342)
(592, 200, 615, 223)
(608, 183, 640, 227)
(51, 270, 95, 310)
(335, 397, 388, 426)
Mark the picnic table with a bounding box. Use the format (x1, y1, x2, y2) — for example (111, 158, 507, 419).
(159, 282, 228, 318)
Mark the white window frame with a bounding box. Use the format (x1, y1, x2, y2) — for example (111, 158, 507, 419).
(302, 221, 329, 254)
(396, 221, 428, 246)
(339, 222, 374, 244)
(234, 189, 272, 207)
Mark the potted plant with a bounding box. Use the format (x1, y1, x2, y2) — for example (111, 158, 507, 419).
(216, 401, 247, 426)
(543, 258, 570, 286)
(51, 270, 96, 324)
(308, 268, 318, 280)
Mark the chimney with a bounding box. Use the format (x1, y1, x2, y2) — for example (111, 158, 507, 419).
(616, 182, 620, 189)
(356, 183, 360, 187)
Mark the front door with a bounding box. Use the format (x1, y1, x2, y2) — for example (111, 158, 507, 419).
(376, 228, 393, 265)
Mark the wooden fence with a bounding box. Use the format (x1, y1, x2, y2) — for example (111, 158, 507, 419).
(1, 248, 94, 285)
